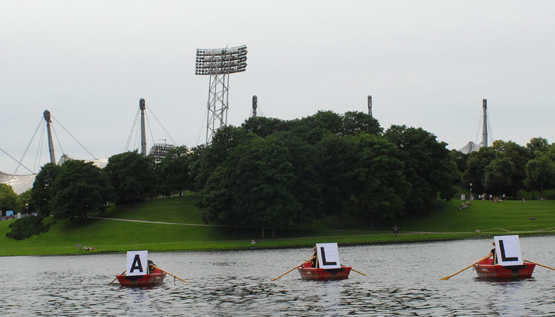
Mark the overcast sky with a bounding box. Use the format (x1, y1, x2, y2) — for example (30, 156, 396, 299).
(1, 0, 554, 174)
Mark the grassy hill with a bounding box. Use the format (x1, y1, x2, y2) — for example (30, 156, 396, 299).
(1, 193, 555, 256)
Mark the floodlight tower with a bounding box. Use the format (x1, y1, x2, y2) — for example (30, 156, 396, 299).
(195, 45, 248, 143)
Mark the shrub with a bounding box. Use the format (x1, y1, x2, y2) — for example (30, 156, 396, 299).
(5, 216, 50, 240)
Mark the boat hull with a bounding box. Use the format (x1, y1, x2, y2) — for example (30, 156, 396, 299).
(117, 269, 166, 287)
(473, 258, 535, 279)
(297, 262, 351, 280)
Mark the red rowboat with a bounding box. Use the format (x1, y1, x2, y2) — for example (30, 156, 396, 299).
(297, 261, 351, 280)
(116, 267, 166, 287)
(473, 258, 535, 279)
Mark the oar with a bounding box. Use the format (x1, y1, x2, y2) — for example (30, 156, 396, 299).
(525, 260, 555, 271)
(108, 270, 126, 286)
(351, 268, 367, 276)
(152, 265, 187, 283)
(440, 253, 492, 280)
(271, 258, 313, 281)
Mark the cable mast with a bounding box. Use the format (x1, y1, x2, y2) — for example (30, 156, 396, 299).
(252, 95, 258, 118)
(481, 99, 488, 147)
(43, 110, 56, 164)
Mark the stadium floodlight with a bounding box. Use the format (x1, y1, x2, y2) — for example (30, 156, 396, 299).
(195, 45, 248, 143)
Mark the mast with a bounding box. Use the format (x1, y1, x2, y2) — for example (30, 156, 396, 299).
(252, 95, 257, 118)
(140, 98, 147, 156)
(43, 110, 56, 164)
(482, 99, 488, 147)
(367, 95, 372, 117)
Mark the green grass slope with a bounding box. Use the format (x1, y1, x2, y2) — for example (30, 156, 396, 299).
(1, 194, 554, 256)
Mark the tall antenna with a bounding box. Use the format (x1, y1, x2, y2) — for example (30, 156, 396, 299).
(43, 110, 56, 164)
(140, 98, 147, 156)
(195, 45, 248, 143)
(481, 99, 488, 147)
(367, 95, 372, 117)
(252, 95, 258, 118)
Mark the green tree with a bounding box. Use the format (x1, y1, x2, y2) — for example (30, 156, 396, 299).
(462, 147, 496, 194)
(157, 146, 191, 196)
(315, 134, 358, 225)
(385, 125, 457, 214)
(200, 135, 303, 237)
(349, 133, 409, 228)
(491, 140, 532, 197)
(51, 160, 112, 219)
(524, 154, 555, 198)
(105, 151, 157, 204)
(527, 137, 550, 155)
(193, 126, 250, 190)
(30, 163, 61, 216)
(484, 156, 516, 196)
(340, 111, 382, 136)
(0, 184, 18, 213)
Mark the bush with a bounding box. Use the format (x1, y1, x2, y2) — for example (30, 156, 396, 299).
(5, 216, 50, 240)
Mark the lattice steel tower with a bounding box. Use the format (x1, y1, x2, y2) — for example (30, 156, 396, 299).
(195, 45, 247, 143)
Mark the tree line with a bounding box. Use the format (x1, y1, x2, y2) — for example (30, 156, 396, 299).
(3, 110, 552, 239)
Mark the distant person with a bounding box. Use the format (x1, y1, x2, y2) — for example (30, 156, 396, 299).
(310, 246, 318, 268)
(148, 260, 157, 274)
(490, 242, 498, 265)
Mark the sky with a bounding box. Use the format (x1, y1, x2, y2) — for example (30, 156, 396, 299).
(1, 0, 554, 174)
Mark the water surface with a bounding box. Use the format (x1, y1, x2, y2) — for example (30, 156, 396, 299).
(2, 236, 555, 316)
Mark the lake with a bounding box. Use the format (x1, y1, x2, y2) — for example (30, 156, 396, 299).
(2, 236, 555, 316)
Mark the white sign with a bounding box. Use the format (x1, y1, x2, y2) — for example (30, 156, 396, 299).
(494, 235, 523, 266)
(316, 243, 341, 269)
(126, 250, 148, 276)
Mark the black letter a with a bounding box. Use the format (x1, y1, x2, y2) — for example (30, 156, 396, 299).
(130, 254, 144, 273)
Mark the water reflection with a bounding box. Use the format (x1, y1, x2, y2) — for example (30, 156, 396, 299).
(2, 236, 555, 315)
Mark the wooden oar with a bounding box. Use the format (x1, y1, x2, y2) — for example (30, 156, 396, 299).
(525, 260, 555, 271)
(152, 265, 187, 283)
(108, 270, 126, 286)
(271, 258, 313, 281)
(440, 253, 492, 280)
(351, 268, 367, 276)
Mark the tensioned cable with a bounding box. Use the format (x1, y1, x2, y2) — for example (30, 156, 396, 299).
(34, 125, 45, 172)
(14, 117, 42, 174)
(146, 104, 177, 145)
(125, 108, 140, 152)
(51, 124, 65, 156)
(0, 146, 34, 174)
(52, 116, 97, 160)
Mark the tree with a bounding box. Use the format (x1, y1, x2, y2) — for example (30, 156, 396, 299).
(315, 134, 358, 225)
(385, 125, 457, 214)
(348, 133, 409, 228)
(200, 135, 303, 237)
(524, 154, 555, 198)
(340, 111, 382, 136)
(0, 184, 18, 213)
(462, 147, 496, 195)
(484, 156, 516, 196)
(527, 137, 550, 155)
(30, 163, 61, 217)
(193, 126, 251, 190)
(105, 151, 157, 204)
(157, 146, 191, 196)
(51, 160, 112, 219)
(491, 140, 532, 197)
